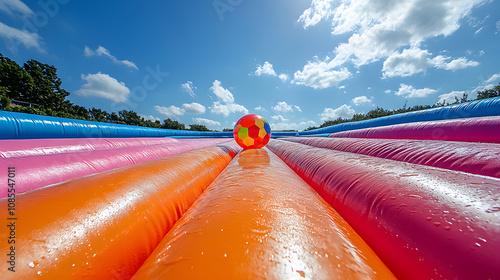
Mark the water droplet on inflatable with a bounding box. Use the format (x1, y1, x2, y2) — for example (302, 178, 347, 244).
(433, 222, 441, 227)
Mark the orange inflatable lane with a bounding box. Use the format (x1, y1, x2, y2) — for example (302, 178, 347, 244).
(0, 144, 239, 279)
(133, 149, 396, 280)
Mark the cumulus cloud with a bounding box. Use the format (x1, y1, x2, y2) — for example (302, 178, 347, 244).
(181, 81, 196, 97)
(210, 80, 234, 104)
(271, 115, 288, 122)
(279, 74, 289, 82)
(139, 114, 160, 122)
(255, 106, 267, 112)
(182, 102, 205, 114)
(76, 73, 131, 102)
(192, 118, 221, 128)
(255, 61, 277, 76)
(383, 48, 479, 78)
(153, 102, 205, 118)
(496, 20, 500, 34)
(84, 46, 138, 70)
(154, 105, 184, 118)
(438, 91, 466, 104)
(320, 104, 355, 121)
(209, 80, 248, 116)
(470, 72, 500, 97)
(293, 59, 351, 89)
(0, 0, 33, 17)
(0, 22, 44, 52)
(351, 96, 374, 106)
(296, 0, 486, 84)
(270, 120, 317, 131)
(272, 101, 302, 113)
(395, 83, 437, 98)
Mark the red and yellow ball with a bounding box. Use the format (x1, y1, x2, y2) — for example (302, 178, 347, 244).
(233, 114, 271, 149)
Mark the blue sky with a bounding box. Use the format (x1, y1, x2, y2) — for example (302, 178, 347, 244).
(1, 0, 499, 131)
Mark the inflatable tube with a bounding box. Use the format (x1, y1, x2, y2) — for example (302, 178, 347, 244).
(285, 137, 500, 179)
(0, 138, 232, 197)
(328, 116, 500, 143)
(300, 97, 500, 136)
(0, 138, 180, 158)
(132, 149, 396, 279)
(0, 144, 239, 279)
(0, 111, 233, 139)
(267, 140, 500, 280)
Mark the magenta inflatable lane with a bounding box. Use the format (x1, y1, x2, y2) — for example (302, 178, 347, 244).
(328, 116, 500, 143)
(0, 138, 231, 197)
(0, 137, 182, 158)
(285, 137, 500, 179)
(267, 140, 500, 280)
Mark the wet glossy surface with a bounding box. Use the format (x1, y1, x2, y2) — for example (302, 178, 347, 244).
(268, 140, 500, 280)
(133, 148, 395, 280)
(0, 138, 232, 197)
(328, 116, 500, 143)
(286, 137, 500, 178)
(0, 144, 239, 279)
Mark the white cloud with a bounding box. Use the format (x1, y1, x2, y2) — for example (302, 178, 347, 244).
(438, 91, 466, 104)
(255, 61, 277, 76)
(76, 73, 131, 102)
(294, 105, 302, 112)
(255, 106, 266, 112)
(84, 46, 138, 70)
(154, 105, 185, 119)
(210, 80, 234, 104)
(431, 56, 479, 71)
(279, 73, 289, 82)
(320, 104, 355, 121)
(395, 83, 437, 98)
(0, 22, 43, 52)
(383, 48, 430, 77)
(182, 102, 205, 114)
(209, 80, 248, 116)
(385, 89, 392, 94)
(271, 120, 317, 131)
(293, 59, 351, 89)
(139, 114, 160, 122)
(352, 96, 374, 106)
(0, 0, 33, 17)
(273, 101, 293, 113)
(298, 0, 334, 28)
(181, 81, 196, 97)
(496, 20, 500, 34)
(271, 115, 288, 122)
(298, 0, 486, 81)
(211, 101, 248, 117)
(192, 118, 221, 127)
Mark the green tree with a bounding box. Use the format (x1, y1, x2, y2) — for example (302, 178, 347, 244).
(89, 107, 110, 122)
(0, 53, 34, 101)
(0, 86, 11, 108)
(162, 118, 186, 130)
(189, 124, 210, 131)
(23, 59, 70, 110)
(477, 83, 500, 100)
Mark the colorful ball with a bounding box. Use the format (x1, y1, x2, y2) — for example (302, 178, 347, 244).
(233, 114, 271, 149)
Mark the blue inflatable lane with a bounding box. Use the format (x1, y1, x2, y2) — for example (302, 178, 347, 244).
(0, 111, 232, 139)
(299, 97, 500, 136)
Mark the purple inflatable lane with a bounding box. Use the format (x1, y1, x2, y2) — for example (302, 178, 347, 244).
(0, 138, 231, 197)
(285, 137, 500, 179)
(268, 140, 500, 280)
(0, 137, 180, 158)
(329, 116, 500, 143)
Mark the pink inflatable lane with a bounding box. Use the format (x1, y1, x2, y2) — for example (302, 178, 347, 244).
(268, 140, 500, 280)
(0, 137, 180, 158)
(328, 116, 500, 143)
(285, 137, 500, 179)
(0, 138, 231, 197)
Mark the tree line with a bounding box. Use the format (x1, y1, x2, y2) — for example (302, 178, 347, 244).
(1, 52, 499, 132)
(0, 53, 211, 131)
